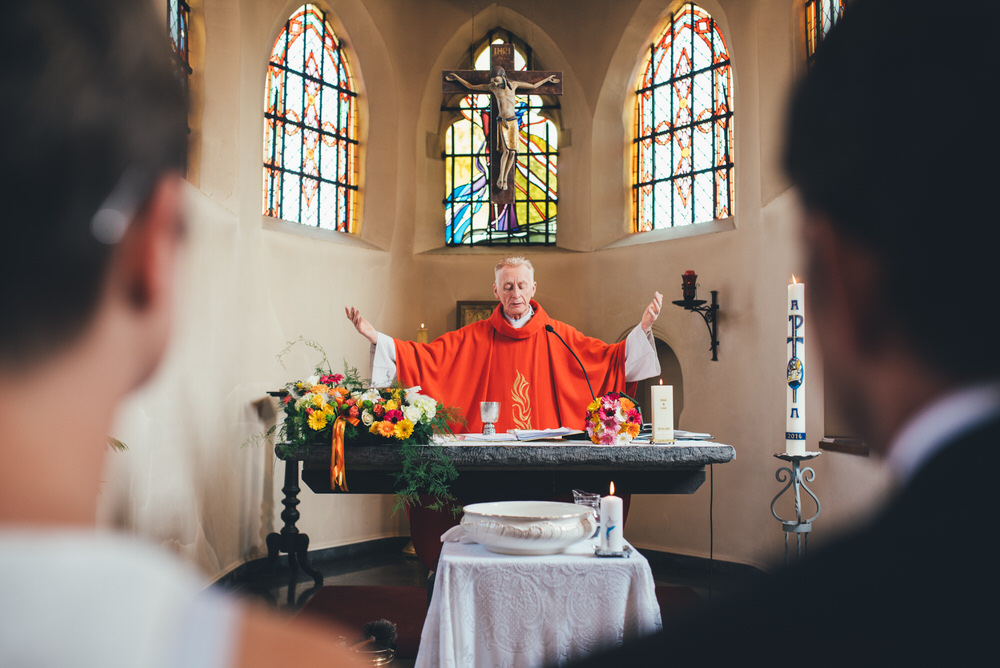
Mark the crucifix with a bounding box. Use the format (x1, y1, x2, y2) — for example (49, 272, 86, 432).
(443, 43, 562, 210)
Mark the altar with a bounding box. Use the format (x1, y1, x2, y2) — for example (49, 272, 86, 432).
(266, 440, 735, 583)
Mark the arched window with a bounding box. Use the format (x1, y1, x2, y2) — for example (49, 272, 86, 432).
(263, 4, 358, 232)
(632, 3, 733, 233)
(805, 0, 846, 66)
(443, 31, 559, 246)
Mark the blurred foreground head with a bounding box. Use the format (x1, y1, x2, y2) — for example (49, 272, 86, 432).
(0, 0, 187, 370)
(784, 0, 999, 381)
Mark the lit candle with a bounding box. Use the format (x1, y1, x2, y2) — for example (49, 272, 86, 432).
(651, 380, 674, 443)
(786, 277, 806, 456)
(416, 323, 428, 344)
(600, 482, 624, 552)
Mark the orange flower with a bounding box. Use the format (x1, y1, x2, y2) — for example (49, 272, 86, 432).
(376, 421, 396, 438)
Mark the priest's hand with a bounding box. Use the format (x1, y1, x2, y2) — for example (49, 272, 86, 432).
(345, 306, 378, 345)
(640, 291, 663, 333)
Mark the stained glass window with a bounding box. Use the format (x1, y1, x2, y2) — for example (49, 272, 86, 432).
(632, 3, 733, 233)
(168, 0, 191, 153)
(806, 0, 846, 67)
(443, 33, 559, 246)
(263, 4, 358, 232)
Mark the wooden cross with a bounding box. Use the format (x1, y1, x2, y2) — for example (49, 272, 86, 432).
(443, 43, 562, 211)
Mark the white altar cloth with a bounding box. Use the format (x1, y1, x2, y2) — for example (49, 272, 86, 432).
(415, 539, 662, 668)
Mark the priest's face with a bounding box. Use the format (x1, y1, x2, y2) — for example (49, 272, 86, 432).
(493, 264, 537, 319)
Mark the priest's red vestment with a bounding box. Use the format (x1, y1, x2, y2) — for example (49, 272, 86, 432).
(394, 301, 634, 432)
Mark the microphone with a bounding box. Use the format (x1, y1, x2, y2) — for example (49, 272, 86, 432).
(545, 324, 596, 400)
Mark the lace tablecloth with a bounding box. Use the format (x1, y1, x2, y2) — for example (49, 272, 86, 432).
(415, 539, 662, 667)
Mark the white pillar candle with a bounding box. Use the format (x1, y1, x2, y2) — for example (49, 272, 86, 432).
(786, 279, 806, 456)
(651, 382, 674, 443)
(600, 482, 624, 552)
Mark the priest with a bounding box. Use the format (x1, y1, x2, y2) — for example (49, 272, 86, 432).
(346, 257, 662, 432)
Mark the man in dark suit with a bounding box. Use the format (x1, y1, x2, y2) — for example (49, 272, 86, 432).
(566, 0, 1000, 664)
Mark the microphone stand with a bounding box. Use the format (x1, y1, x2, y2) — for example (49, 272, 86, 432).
(545, 324, 596, 400)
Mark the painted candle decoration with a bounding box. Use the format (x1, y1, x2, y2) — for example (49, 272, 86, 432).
(416, 323, 428, 344)
(651, 380, 674, 443)
(786, 278, 806, 456)
(600, 482, 624, 552)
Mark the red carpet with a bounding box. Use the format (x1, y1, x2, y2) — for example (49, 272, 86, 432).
(297, 585, 428, 659)
(298, 583, 701, 659)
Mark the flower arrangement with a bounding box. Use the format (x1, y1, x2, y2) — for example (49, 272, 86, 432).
(267, 339, 461, 511)
(584, 392, 642, 445)
(278, 368, 444, 449)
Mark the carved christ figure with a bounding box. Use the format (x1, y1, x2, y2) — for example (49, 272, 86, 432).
(445, 67, 560, 190)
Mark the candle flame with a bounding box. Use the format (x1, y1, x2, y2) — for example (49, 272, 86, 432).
(609, 481, 615, 495)
(659, 378, 663, 385)
(791, 275, 798, 284)
(420, 323, 425, 328)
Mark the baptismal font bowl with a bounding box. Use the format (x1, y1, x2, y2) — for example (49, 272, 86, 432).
(461, 501, 594, 555)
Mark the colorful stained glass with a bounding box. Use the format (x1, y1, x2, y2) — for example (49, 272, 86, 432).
(263, 4, 358, 233)
(168, 0, 190, 74)
(805, 0, 846, 66)
(632, 3, 733, 233)
(168, 0, 191, 147)
(444, 35, 558, 246)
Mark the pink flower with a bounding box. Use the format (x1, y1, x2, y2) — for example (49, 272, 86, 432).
(385, 409, 404, 423)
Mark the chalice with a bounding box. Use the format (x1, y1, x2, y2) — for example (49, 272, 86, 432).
(480, 401, 500, 435)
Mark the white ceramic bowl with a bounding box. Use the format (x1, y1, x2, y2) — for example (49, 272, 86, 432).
(461, 500, 594, 555)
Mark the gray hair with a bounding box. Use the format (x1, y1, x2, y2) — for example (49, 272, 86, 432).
(494, 256, 534, 281)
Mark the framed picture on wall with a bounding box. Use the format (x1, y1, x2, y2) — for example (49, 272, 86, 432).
(456, 301, 495, 330)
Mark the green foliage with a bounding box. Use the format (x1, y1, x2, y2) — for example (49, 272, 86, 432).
(391, 441, 460, 516)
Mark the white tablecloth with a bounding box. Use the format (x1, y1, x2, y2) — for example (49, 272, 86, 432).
(415, 539, 662, 668)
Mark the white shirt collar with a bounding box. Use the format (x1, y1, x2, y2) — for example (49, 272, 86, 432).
(504, 304, 534, 329)
(886, 380, 1000, 482)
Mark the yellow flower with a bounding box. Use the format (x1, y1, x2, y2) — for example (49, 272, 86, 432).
(385, 399, 399, 411)
(307, 411, 328, 431)
(310, 384, 329, 395)
(394, 419, 415, 440)
(586, 397, 601, 413)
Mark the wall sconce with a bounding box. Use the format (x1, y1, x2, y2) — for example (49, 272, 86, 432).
(672, 270, 720, 361)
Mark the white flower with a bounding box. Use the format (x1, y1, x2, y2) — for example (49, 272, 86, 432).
(361, 410, 374, 426)
(411, 395, 437, 420)
(306, 374, 320, 387)
(403, 405, 423, 425)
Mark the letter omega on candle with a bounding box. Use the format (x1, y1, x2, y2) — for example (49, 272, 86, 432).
(786, 280, 806, 456)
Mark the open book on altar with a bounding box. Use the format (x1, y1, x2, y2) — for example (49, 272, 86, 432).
(458, 427, 584, 442)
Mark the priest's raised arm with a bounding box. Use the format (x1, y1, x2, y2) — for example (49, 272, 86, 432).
(345, 258, 662, 432)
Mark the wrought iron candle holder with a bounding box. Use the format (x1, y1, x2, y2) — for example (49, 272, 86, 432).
(770, 451, 821, 565)
(671, 271, 720, 361)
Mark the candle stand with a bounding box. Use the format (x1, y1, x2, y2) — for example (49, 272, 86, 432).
(770, 452, 821, 565)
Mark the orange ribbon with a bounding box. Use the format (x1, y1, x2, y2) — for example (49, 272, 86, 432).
(331, 417, 348, 492)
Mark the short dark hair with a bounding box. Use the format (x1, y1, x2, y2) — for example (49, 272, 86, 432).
(0, 0, 187, 367)
(784, 0, 1000, 379)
